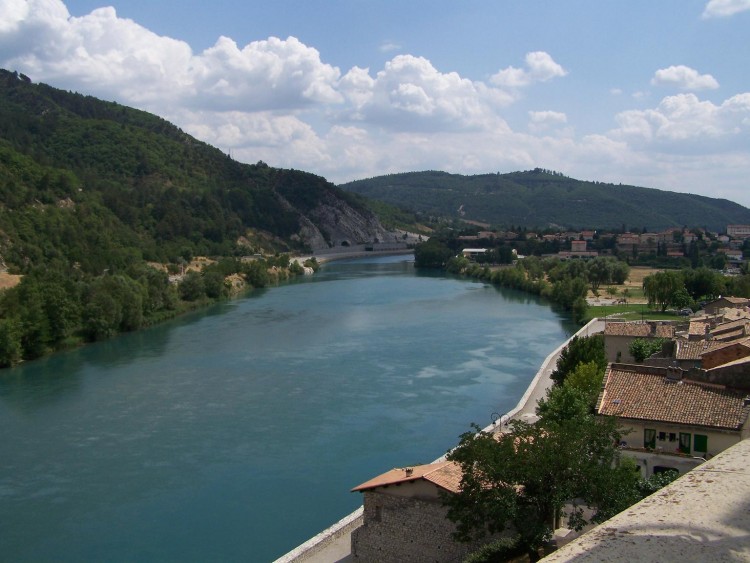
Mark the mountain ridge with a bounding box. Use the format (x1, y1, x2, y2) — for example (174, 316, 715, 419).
(339, 169, 750, 232)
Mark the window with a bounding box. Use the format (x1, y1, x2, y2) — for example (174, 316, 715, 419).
(658, 432, 666, 441)
(669, 433, 676, 442)
(679, 432, 691, 454)
(644, 428, 656, 449)
(694, 434, 708, 454)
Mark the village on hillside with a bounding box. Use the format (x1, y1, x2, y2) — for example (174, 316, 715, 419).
(457, 224, 750, 270)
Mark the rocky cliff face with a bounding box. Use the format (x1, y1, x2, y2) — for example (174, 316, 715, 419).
(290, 191, 394, 251)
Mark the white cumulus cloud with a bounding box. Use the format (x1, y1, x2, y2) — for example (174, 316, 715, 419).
(343, 54, 513, 132)
(0, 0, 343, 112)
(651, 65, 719, 91)
(702, 0, 750, 18)
(612, 93, 750, 144)
(490, 51, 567, 88)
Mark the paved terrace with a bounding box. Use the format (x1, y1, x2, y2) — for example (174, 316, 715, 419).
(542, 438, 750, 562)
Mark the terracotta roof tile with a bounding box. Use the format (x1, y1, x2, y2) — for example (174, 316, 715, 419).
(700, 336, 750, 355)
(597, 365, 749, 430)
(712, 328, 747, 342)
(655, 325, 675, 338)
(351, 461, 463, 494)
(707, 355, 750, 370)
(675, 340, 723, 360)
(604, 322, 674, 338)
(605, 323, 651, 337)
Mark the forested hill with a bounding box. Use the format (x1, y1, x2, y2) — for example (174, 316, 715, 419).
(0, 69, 399, 366)
(0, 69, 388, 274)
(339, 170, 750, 231)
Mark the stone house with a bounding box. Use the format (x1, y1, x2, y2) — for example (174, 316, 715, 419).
(700, 337, 750, 369)
(603, 321, 675, 363)
(673, 339, 723, 369)
(350, 461, 497, 562)
(708, 318, 750, 342)
(704, 297, 750, 316)
(597, 363, 750, 477)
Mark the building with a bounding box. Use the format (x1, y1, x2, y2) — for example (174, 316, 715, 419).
(616, 233, 640, 254)
(571, 240, 587, 252)
(699, 337, 750, 369)
(350, 461, 498, 562)
(461, 248, 487, 261)
(727, 224, 750, 239)
(596, 363, 750, 476)
(703, 297, 750, 315)
(603, 321, 675, 363)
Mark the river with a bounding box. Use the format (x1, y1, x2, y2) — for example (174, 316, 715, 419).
(0, 255, 576, 562)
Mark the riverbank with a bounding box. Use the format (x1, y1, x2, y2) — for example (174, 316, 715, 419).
(275, 317, 605, 562)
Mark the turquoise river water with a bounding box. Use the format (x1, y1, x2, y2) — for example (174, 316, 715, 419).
(0, 255, 576, 562)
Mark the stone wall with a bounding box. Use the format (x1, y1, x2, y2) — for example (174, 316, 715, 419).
(351, 491, 499, 563)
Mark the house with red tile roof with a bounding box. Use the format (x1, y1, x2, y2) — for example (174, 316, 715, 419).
(700, 337, 750, 369)
(603, 321, 674, 363)
(597, 363, 750, 477)
(704, 296, 750, 316)
(350, 461, 498, 562)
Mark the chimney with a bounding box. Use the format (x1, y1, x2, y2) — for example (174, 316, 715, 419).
(665, 366, 684, 381)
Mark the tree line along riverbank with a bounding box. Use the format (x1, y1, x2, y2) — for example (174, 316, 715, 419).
(0, 253, 320, 368)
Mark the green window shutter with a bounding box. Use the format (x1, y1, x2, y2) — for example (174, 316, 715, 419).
(694, 434, 708, 453)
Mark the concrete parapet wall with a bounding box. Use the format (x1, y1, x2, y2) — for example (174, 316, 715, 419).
(273, 507, 363, 563)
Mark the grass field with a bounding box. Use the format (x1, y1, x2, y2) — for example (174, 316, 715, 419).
(583, 266, 680, 322)
(585, 303, 683, 322)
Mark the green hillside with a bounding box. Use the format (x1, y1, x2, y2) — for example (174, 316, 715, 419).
(0, 69, 387, 365)
(0, 69, 381, 273)
(340, 169, 750, 232)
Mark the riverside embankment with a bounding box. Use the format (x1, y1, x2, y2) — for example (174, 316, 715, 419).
(275, 317, 605, 562)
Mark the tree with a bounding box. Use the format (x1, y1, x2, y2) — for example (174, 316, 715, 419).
(571, 296, 588, 325)
(642, 270, 683, 312)
(682, 267, 724, 301)
(82, 291, 121, 341)
(178, 271, 205, 301)
(414, 239, 454, 268)
(0, 318, 22, 367)
(445, 406, 637, 559)
(244, 260, 270, 288)
(550, 334, 606, 387)
(586, 257, 615, 294)
(628, 338, 666, 362)
(202, 270, 228, 299)
(563, 360, 605, 404)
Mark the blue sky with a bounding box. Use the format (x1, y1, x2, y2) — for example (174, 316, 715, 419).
(2, 0, 749, 206)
